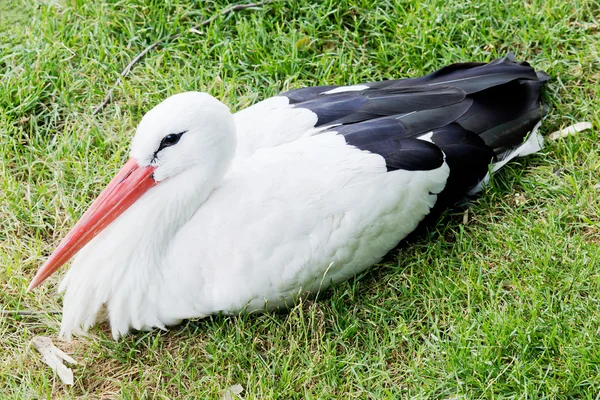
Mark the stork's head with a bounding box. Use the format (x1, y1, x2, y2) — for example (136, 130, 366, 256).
(131, 92, 236, 181)
(28, 92, 236, 290)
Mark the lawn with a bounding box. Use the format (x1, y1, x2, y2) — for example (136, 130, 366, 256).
(1, 0, 599, 397)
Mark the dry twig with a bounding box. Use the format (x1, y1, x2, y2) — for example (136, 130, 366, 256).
(548, 122, 592, 141)
(1, 309, 61, 316)
(92, 0, 276, 116)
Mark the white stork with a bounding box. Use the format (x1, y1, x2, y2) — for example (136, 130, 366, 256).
(29, 54, 549, 339)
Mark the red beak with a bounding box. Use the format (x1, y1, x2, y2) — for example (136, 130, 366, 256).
(28, 158, 157, 291)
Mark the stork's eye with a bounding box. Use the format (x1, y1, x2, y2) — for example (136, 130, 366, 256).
(163, 134, 179, 145)
(157, 131, 186, 152)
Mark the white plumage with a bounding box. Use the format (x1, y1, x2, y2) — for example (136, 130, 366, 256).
(29, 55, 549, 339)
(57, 92, 448, 339)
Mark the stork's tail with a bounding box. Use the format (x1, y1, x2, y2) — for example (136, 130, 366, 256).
(424, 53, 549, 196)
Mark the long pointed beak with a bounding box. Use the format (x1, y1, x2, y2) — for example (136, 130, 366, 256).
(28, 158, 157, 291)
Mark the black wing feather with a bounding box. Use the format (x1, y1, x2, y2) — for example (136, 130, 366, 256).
(333, 100, 473, 147)
(296, 86, 467, 127)
(357, 138, 446, 172)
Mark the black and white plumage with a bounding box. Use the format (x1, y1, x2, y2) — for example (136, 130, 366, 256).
(273, 53, 548, 219)
(283, 53, 547, 175)
(29, 54, 549, 339)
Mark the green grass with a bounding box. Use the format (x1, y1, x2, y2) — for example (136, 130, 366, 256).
(1, 0, 599, 397)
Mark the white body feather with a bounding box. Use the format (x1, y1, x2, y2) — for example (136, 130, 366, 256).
(59, 95, 449, 339)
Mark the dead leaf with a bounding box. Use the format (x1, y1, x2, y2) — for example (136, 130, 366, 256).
(295, 36, 311, 51)
(221, 383, 244, 400)
(462, 209, 469, 225)
(568, 21, 598, 31)
(548, 122, 592, 141)
(32, 336, 77, 385)
(514, 193, 527, 206)
(322, 40, 336, 52)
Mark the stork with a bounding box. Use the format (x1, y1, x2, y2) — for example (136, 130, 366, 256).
(29, 54, 549, 339)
